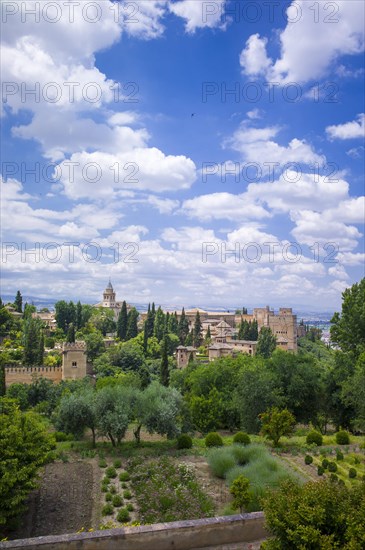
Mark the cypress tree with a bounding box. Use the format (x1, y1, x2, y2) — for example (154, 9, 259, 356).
(126, 308, 139, 340)
(154, 306, 165, 341)
(37, 331, 44, 365)
(76, 301, 83, 330)
(117, 301, 128, 340)
(23, 318, 40, 365)
(169, 312, 179, 335)
(66, 323, 76, 343)
(14, 291, 22, 313)
(160, 335, 169, 387)
(193, 311, 202, 347)
(178, 307, 189, 345)
(0, 357, 5, 396)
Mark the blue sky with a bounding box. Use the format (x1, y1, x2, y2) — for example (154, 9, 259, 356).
(1, 0, 364, 311)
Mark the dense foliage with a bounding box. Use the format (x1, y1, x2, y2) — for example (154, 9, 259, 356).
(0, 398, 55, 531)
(262, 479, 365, 549)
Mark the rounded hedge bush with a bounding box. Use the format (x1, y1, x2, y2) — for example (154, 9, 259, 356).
(113, 459, 122, 469)
(101, 484, 109, 493)
(98, 459, 107, 468)
(126, 503, 134, 512)
(330, 473, 338, 482)
(336, 451, 344, 461)
(119, 472, 130, 482)
(205, 432, 224, 447)
(123, 490, 132, 500)
(335, 430, 350, 445)
(304, 455, 313, 465)
(109, 485, 116, 494)
(112, 495, 123, 507)
(106, 466, 117, 478)
(321, 458, 329, 469)
(177, 434, 193, 449)
(105, 492, 112, 502)
(306, 430, 323, 446)
(328, 461, 337, 473)
(102, 504, 114, 516)
(233, 432, 251, 445)
(117, 508, 130, 523)
(349, 468, 357, 479)
(317, 466, 324, 476)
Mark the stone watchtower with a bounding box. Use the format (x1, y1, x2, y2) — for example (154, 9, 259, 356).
(62, 341, 87, 380)
(176, 346, 197, 368)
(103, 280, 116, 308)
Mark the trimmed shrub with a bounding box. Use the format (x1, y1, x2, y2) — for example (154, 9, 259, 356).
(101, 484, 109, 493)
(177, 434, 193, 450)
(102, 504, 114, 516)
(105, 492, 112, 502)
(106, 467, 117, 479)
(207, 448, 236, 479)
(102, 476, 110, 485)
(109, 485, 116, 494)
(330, 473, 338, 482)
(54, 431, 73, 442)
(233, 432, 251, 445)
(317, 466, 325, 476)
(112, 495, 123, 507)
(349, 468, 357, 479)
(119, 472, 130, 482)
(304, 455, 313, 465)
(99, 459, 107, 468)
(336, 430, 350, 445)
(336, 451, 344, 461)
(123, 490, 132, 500)
(113, 459, 122, 469)
(306, 431, 323, 446)
(121, 482, 127, 489)
(328, 462, 337, 473)
(117, 508, 130, 523)
(126, 503, 134, 512)
(322, 458, 329, 469)
(205, 432, 223, 447)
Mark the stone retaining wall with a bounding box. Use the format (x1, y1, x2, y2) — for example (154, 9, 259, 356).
(0, 513, 267, 550)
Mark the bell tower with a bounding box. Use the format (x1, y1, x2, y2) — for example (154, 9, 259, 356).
(103, 280, 116, 307)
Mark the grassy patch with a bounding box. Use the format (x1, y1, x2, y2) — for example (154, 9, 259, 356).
(207, 444, 301, 512)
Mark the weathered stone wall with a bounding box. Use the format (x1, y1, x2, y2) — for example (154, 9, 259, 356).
(5, 366, 62, 386)
(0, 513, 267, 550)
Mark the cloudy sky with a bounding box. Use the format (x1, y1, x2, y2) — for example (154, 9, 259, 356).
(1, 0, 364, 310)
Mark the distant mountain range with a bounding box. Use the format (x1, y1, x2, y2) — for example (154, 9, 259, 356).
(2, 294, 335, 326)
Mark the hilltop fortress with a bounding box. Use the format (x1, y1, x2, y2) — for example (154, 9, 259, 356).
(4, 283, 301, 384)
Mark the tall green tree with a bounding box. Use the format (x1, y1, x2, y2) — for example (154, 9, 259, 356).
(331, 278, 365, 359)
(37, 331, 44, 365)
(0, 356, 6, 397)
(23, 318, 42, 365)
(160, 335, 169, 387)
(169, 312, 179, 335)
(259, 407, 296, 446)
(154, 306, 165, 341)
(126, 307, 139, 340)
(66, 323, 76, 343)
(76, 301, 83, 330)
(56, 390, 98, 446)
(117, 301, 128, 340)
(55, 300, 75, 332)
(14, 291, 22, 313)
(178, 308, 189, 345)
(256, 327, 277, 358)
(193, 311, 202, 347)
